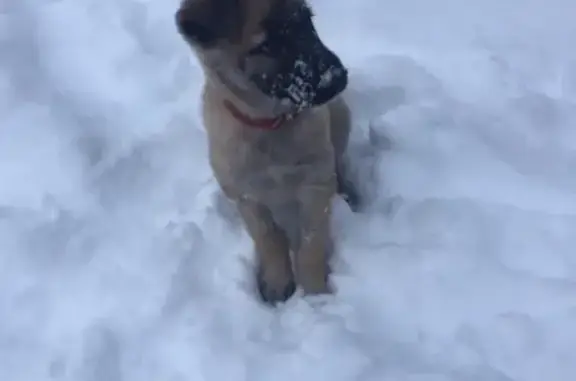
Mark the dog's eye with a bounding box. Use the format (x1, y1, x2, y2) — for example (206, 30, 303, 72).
(247, 40, 271, 56)
(246, 32, 267, 54)
(251, 32, 267, 47)
(247, 31, 274, 56)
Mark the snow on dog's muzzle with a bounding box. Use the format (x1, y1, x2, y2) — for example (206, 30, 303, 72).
(251, 40, 348, 111)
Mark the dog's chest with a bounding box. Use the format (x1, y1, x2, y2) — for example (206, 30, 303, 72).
(240, 128, 326, 185)
(251, 128, 310, 165)
(212, 124, 334, 201)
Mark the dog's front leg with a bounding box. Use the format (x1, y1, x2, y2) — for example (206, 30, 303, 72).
(336, 158, 362, 212)
(236, 199, 296, 305)
(295, 183, 335, 296)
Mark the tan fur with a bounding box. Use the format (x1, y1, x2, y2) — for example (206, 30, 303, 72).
(177, 0, 356, 304)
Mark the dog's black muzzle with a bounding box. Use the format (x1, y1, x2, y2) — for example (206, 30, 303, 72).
(249, 19, 348, 110)
(283, 41, 348, 108)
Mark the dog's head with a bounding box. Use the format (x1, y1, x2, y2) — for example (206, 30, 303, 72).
(175, 0, 348, 111)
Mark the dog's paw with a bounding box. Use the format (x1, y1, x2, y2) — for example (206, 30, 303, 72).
(297, 259, 333, 297)
(256, 266, 296, 306)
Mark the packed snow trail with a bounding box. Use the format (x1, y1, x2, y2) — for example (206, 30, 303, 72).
(1, 0, 576, 380)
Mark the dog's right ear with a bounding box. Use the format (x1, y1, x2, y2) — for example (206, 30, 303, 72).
(175, 0, 243, 48)
(175, 0, 217, 47)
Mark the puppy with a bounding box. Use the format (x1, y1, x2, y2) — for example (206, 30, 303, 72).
(175, 0, 360, 305)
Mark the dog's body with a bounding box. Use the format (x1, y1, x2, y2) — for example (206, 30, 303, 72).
(176, 0, 360, 304)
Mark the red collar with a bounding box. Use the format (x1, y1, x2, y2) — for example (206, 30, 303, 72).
(223, 99, 286, 130)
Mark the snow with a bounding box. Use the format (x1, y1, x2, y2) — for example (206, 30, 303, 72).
(2, 0, 576, 380)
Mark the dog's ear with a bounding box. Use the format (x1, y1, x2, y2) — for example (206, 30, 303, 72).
(175, 1, 215, 46)
(175, 0, 243, 47)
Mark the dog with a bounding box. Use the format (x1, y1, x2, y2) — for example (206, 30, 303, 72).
(175, 0, 361, 305)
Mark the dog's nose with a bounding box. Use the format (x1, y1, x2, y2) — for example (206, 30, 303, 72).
(313, 68, 347, 106)
(309, 50, 348, 106)
(319, 65, 348, 90)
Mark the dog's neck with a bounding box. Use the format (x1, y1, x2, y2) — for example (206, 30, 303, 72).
(222, 99, 287, 130)
(207, 68, 295, 130)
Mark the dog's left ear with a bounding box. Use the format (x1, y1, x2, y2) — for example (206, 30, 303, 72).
(175, 0, 243, 47)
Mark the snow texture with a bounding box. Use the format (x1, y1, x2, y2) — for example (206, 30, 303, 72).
(2, 0, 576, 380)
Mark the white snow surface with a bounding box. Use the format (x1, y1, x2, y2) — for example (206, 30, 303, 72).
(2, 0, 576, 380)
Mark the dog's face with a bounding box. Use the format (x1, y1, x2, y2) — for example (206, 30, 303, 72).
(175, 0, 348, 111)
